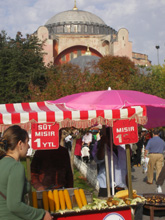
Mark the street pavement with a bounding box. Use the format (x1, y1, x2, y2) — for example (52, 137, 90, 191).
(87, 161, 165, 220)
(132, 165, 165, 220)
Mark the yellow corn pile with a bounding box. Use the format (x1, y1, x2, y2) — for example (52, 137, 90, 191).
(42, 191, 49, 211)
(48, 190, 55, 213)
(32, 191, 38, 208)
(42, 188, 87, 212)
(64, 189, 72, 210)
(79, 189, 87, 206)
(53, 189, 60, 211)
(58, 190, 66, 210)
(114, 189, 137, 199)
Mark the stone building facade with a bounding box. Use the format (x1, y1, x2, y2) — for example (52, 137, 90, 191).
(36, 3, 151, 66)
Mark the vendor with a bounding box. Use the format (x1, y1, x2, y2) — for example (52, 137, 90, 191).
(94, 128, 127, 197)
(31, 147, 73, 190)
(31, 130, 73, 191)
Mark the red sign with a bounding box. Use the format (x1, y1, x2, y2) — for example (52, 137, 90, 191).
(53, 209, 131, 220)
(113, 119, 138, 145)
(31, 123, 59, 150)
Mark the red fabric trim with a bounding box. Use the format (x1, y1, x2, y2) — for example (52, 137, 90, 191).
(142, 106, 147, 116)
(46, 112, 55, 122)
(80, 111, 88, 120)
(63, 111, 72, 120)
(0, 114, 3, 124)
(11, 113, 20, 124)
(127, 107, 136, 118)
(29, 112, 38, 122)
(112, 109, 120, 119)
(21, 102, 31, 112)
(96, 110, 105, 118)
(37, 102, 50, 111)
(5, 104, 15, 113)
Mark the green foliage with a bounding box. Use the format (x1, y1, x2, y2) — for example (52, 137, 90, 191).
(127, 65, 165, 98)
(73, 167, 97, 197)
(30, 62, 92, 101)
(0, 31, 46, 104)
(30, 54, 164, 102)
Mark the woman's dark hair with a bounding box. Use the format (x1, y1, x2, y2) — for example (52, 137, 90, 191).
(0, 125, 28, 152)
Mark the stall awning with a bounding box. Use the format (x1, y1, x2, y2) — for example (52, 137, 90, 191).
(0, 101, 147, 131)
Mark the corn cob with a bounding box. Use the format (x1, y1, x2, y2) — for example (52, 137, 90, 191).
(115, 189, 137, 198)
(53, 190, 60, 211)
(63, 189, 72, 210)
(79, 189, 87, 206)
(59, 190, 66, 210)
(48, 190, 55, 213)
(74, 189, 83, 208)
(42, 191, 49, 211)
(32, 191, 38, 208)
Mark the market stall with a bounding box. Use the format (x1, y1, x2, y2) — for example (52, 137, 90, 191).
(0, 89, 165, 220)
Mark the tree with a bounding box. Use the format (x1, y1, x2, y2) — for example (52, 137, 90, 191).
(30, 62, 92, 101)
(0, 31, 46, 104)
(127, 65, 165, 98)
(30, 55, 140, 101)
(87, 55, 138, 90)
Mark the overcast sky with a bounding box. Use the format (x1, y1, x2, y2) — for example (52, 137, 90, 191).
(0, 0, 164, 65)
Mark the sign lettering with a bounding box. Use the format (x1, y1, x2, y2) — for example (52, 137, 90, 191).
(113, 119, 138, 145)
(31, 123, 59, 150)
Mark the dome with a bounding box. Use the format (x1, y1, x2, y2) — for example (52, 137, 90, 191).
(44, 8, 116, 35)
(45, 9, 106, 26)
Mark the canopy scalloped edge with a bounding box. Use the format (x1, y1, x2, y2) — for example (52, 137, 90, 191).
(0, 115, 147, 132)
(58, 115, 147, 129)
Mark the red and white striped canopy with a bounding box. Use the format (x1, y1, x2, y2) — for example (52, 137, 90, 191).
(0, 101, 147, 131)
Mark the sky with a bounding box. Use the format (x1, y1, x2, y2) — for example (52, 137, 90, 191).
(0, 0, 164, 65)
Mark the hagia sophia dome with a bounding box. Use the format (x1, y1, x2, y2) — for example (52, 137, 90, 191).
(44, 5, 116, 36)
(45, 10, 106, 26)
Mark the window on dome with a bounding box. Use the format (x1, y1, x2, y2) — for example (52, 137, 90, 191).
(64, 25, 71, 33)
(96, 26, 99, 34)
(84, 25, 87, 32)
(77, 25, 81, 33)
(71, 25, 78, 33)
(57, 26, 63, 33)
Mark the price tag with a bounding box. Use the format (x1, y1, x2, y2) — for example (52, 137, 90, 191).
(113, 119, 138, 145)
(31, 123, 59, 150)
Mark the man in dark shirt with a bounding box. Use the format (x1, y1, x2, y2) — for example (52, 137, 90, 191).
(31, 146, 73, 190)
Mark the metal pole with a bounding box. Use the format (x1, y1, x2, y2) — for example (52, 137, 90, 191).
(26, 156, 33, 205)
(125, 144, 133, 199)
(155, 45, 160, 65)
(105, 144, 111, 197)
(110, 127, 115, 196)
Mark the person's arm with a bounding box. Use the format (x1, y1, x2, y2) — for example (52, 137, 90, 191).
(144, 139, 150, 157)
(7, 163, 47, 220)
(144, 149, 149, 158)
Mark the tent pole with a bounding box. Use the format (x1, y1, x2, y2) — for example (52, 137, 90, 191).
(125, 144, 133, 199)
(105, 143, 111, 197)
(110, 127, 115, 196)
(26, 156, 33, 205)
(103, 125, 111, 197)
